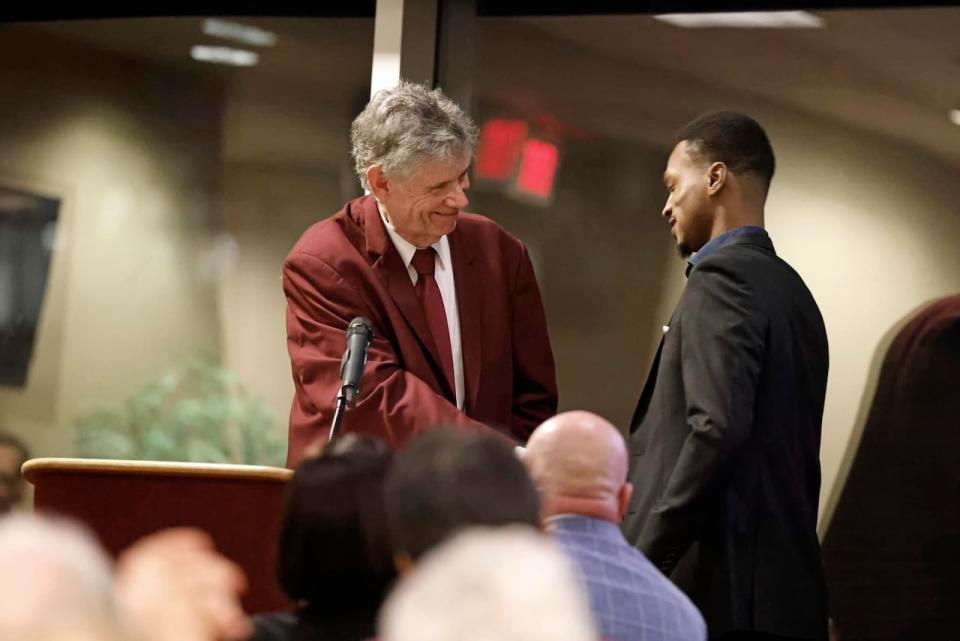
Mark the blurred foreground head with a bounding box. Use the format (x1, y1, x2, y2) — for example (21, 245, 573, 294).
(0, 513, 249, 641)
(379, 525, 598, 641)
(0, 513, 119, 641)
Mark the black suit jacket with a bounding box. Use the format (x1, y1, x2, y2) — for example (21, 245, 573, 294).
(621, 230, 829, 640)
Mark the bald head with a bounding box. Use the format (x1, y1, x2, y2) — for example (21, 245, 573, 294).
(524, 411, 632, 523)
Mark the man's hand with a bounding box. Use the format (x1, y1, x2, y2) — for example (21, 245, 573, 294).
(114, 528, 251, 641)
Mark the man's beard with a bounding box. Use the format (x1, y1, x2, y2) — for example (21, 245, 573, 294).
(676, 241, 693, 259)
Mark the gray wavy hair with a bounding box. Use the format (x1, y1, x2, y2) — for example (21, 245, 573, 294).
(351, 81, 479, 190)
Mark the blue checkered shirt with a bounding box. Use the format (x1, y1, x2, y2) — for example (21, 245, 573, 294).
(549, 515, 706, 641)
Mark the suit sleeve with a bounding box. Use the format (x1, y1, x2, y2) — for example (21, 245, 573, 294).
(507, 243, 559, 441)
(638, 261, 767, 573)
(283, 251, 488, 466)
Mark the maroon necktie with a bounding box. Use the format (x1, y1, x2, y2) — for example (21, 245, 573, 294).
(411, 248, 455, 393)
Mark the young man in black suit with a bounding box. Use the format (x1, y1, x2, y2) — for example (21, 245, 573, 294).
(622, 111, 830, 641)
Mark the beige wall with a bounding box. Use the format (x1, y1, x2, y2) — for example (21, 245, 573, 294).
(470, 134, 677, 428)
(0, 31, 224, 457)
(3, 19, 958, 532)
(0, 22, 370, 467)
(545, 111, 960, 531)
(759, 112, 960, 531)
(599, 118, 960, 531)
(212, 51, 367, 447)
(476, 19, 960, 532)
(216, 163, 356, 453)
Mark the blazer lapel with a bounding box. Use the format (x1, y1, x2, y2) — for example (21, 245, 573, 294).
(630, 334, 665, 433)
(449, 227, 482, 414)
(361, 196, 455, 400)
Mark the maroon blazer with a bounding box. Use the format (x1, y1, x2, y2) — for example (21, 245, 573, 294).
(283, 195, 557, 466)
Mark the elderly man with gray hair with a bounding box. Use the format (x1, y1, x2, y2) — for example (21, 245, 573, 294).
(283, 82, 557, 464)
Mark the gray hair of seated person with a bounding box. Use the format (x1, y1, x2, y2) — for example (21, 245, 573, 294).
(379, 525, 598, 641)
(350, 81, 479, 190)
(0, 513, 120, 641)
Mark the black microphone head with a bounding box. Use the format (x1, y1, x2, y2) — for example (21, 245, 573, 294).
(340, 317, 375, 409)
(347, 316, 374, 338)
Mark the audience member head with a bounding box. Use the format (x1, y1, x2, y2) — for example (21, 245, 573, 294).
(525, 411, 632, 523)
(662, 110, 774, 256)
(0, 432, 30, 513)
(0, 514, 248, 641)
(384, 429, 540, 566)
(0, 513, 120, 641)
(379, 525, 598, 641)
(351, 81, 478, 248)
(278, 433, 396, 611)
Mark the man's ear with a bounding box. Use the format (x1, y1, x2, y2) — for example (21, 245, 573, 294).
(393, 552, 415, 575)
(706, 162, 727, 195)
(617, 482, 634, 521)
(367, 165, 391, 201)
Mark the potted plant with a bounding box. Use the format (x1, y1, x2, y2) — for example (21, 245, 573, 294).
(74, 355, 286, 466)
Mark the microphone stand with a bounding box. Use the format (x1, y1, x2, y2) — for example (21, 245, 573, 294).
(329, 389, 348, 441)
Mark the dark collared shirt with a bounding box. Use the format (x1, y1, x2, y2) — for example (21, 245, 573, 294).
(687, 226, 768, 276)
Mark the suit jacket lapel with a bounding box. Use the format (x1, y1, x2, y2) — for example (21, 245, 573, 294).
(360, 196, 454, 400)
(630, 334, 665, 433)
(449, 226, 482, 414)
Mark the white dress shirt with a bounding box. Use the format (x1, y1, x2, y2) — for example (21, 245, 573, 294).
(378, 205, 465, 410)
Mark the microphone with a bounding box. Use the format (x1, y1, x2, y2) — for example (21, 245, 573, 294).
(338, 317, 374, 408)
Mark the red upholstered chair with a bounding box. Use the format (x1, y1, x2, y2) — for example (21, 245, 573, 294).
(22, 457, 294, 614)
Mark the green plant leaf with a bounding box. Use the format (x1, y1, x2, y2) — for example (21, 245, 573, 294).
(73, 356, 283, 466)
(186, 439, 230, 464)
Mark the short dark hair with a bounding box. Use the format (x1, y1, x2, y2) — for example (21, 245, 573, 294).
(384, 429, 540, 560)
(676, 110, 776, 189)
(0, 433, 29, 467)
(277, 434, 396, 609)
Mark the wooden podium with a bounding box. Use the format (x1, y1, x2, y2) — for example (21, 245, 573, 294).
(22, 457, 294, 614)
